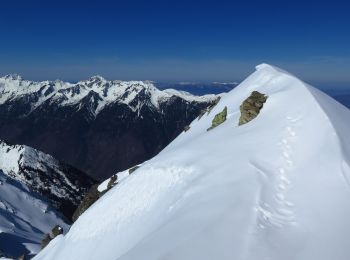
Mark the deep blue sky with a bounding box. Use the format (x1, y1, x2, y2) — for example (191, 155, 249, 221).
(0, 0, 349, 84)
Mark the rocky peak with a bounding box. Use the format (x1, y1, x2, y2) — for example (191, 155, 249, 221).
(86, 75, 106, 84)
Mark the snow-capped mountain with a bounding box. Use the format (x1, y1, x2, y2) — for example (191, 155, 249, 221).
(0, 76, 217, 180)
(0, 140, 95, 219)
(155, 81, 238, 95)
(35, 64, 350, 260)
(0, 75, 214, 116)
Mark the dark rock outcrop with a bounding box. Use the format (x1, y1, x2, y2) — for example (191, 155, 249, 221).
(107, 174, 118, 190)
(41, 225, 64, 249)
(41, 234, 52, 249)
(51, 225, 64, 237)
(72, 164, 142, 222)
(128, 165, 140, 174)
(207, 96, 222, 115)
(72, 184, 100, 222)
(198, 96, 221, 120)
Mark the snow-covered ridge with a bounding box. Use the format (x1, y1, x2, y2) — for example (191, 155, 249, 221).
(0, 140, 94, 219)
(0, 140, 77, 193)
(0, 170, 69, 258)
(35, 64, 350, 260)
(0, 140, 94, 258)
(0, 75, 216, 115)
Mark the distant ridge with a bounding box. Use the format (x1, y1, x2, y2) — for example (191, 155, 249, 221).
(0, 75, 217, 180)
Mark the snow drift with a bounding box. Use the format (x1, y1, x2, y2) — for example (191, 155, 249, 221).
(35, 64, 350, 260)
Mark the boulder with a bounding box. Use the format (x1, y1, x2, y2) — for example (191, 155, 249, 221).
(51, 225, 63, 237)
(183, 125, 190, 132)
(207, 106, 227, 131)
(238, 91, 267, 125)
(41, 225, 64, 249)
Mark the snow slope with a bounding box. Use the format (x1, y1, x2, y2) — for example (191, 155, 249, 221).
(0, 170, 68, 258)
(35, 64, 350, 260)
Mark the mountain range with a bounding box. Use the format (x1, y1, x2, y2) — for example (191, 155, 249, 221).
(0, 75, 216, 180)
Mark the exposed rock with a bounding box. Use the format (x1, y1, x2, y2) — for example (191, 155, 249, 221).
(73, 174, 121, 222)
(207, 96, 221, 115)
(107, 174, 118, 190)
(51, 225, 64, 237)
(197, 109, 206, 120)
(72, 184, 100, 222)
(41, 225, 64, 249)
(238, 91, 268, 125)
(128, 165, 140, 174)
(207, 106, 227, 131)
(183, 125, 190, 132)
(198, 96, 221, 120)
(40, 233, 51, 249)
(73, 164, 143, 222)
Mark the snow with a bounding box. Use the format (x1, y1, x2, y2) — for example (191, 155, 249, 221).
(0, 140, 81, 198)
(0, 143, 22, 174)
(162, 88, 216, 103)
(34, 64, 350, 260)
(0, 170, 68, 258)
(97, 164, 143, 193)
(97, 179, 109, 193)
(0, 141, 74, 257)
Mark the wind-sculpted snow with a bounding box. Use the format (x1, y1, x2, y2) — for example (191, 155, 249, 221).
(35, 64, 350, 260)
(70, 164, 196, 241)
